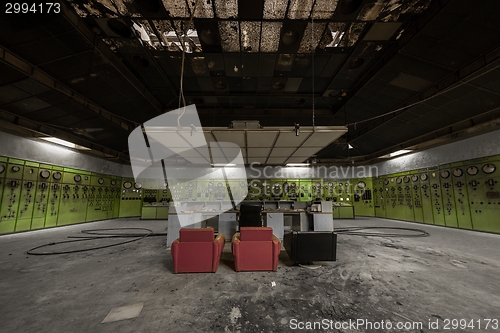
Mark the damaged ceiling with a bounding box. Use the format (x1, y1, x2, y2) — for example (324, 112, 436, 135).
(0, 0, 500, 164)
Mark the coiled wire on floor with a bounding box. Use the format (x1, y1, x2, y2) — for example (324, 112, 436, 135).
(334, 226, 429, 237)
(27, 228, 168, 255)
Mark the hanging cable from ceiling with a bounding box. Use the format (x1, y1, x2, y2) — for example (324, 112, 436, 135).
(176, 0, 199, 128)
(311, 15, 315, 130)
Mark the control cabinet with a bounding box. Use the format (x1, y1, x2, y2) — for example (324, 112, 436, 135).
(45, 167, 63, 228)
(58, 170, 90, 225)
(438, 165, 458, 228)
(284, 179, 299, 201)
(118, 179, 142, 217)
(429, 169, 445, 226)
(352, 178, 374, 217)
(467, 158, 500, 233)
(298, 180, 312, 202)
(31, 165, 51, 230)
(373, 178, 386, 217)
(419, 171, 434, 224)
(15, 162, 39, 231)
(0, 160, 24, 233)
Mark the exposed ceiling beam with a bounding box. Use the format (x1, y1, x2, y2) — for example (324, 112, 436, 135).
(0, 46, 137, 132)
(59, 0, 167, 114)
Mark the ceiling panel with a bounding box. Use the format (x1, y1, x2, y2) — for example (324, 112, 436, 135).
(274, 131, 310, 147)
(247, 147, 271, 157)
(212, 131, 246, 147)
(247, 131, 279, 147)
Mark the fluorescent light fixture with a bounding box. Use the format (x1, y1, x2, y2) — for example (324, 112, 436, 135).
(40, 137, 91, 150)
(379, 149, 413, 158)
(286, 163, 310, 167)
(212, 163, 236, 167)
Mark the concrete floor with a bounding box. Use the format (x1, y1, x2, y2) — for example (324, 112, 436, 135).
(1, 217, 499, 333)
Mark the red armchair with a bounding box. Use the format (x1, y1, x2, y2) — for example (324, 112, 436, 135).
(231, 227, 280, 272)
(171, 228, 226, 273)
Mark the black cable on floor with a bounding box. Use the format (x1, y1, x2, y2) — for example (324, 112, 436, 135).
(27, 228, 163, 255)
(334, 226, 429, 238)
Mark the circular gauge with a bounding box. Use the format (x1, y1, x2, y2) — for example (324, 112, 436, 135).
(390, 178, 394, 183)
(252, 182, 258, 187)
(98, 178, 104, 184)
(453, 168, 463, 177)
(217, 182, 223, 187)
(290, 182, 296, 187)
(328, 182, 332, 187)
(440, 170, 450, 179)
(384, 179, 389, 185)
(111, 180, 116, 186)
(403, 176, 410, 183)
(83, 186, 88, 191)
(53, 171, 62, 180)
(74, 175, 81, 182)
(64, 185, 70, 191)
(134, 182, 142, 189)
(357, 181, 366, 189)
(482, 164, 496, 174)
(315, 182, 321, 187)
(0, 164, 4, 174)
(466, 166, 479, 176)
(123, 181, 132, 189)
(74, 185, 79, 190)
(420, 173, 428, 181)
(11, 165, 20, 172)
(396, 177, 402, 184)
(40, 170, 50, 179)
(411, 175, 418, 182)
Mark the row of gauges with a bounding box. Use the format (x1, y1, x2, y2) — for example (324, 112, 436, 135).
(380, 164, 497, 185)
(0, 166, 119, 185)
(123, 181, 143, 189)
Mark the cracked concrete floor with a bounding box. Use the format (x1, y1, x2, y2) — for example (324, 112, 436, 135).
(0, 217, 499, 332)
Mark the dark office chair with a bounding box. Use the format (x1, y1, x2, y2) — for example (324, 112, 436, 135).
(238, 204, 262, 229)
(283, 231, 337, 263)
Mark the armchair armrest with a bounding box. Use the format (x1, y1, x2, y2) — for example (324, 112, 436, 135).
(212, 233, 226, 272)
(171, 238, 180, 273)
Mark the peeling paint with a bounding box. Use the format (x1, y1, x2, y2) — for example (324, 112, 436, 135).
(339, 22, 366, 47)
(161, 0, 189, 18)
(312, 0, 339, 20)
(318, 22, 346, 49)
(260, 22, 282, 53)
(287, 0, 314, 20)
(218, 21, 240, 52)
(263, 0, 288, 19)
(187, 0, 214, 18)
(134, 20, 163, 50)
(214, 0, 238, 19)
(240, 21, 261, 53)
(298, 22, 327, 53)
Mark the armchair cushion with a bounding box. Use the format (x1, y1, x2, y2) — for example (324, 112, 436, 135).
(231, 227, 280, 272)
(239, 227, 273, 241)
(171, 228, 226, 273)
(180, 228, 214, 242)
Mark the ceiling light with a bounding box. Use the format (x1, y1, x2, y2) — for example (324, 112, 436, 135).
(282, 30, 300, 45)
(212, 163, 236, 167)
(40, 137, 91, 150)
(286, 163, 310, 167)
(379, 149, 413, 158)
(348, 143, 353, 149)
